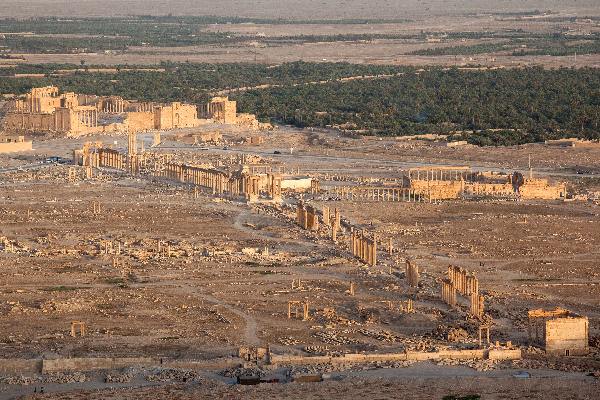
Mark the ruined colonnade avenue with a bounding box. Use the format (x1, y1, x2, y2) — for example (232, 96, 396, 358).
(0, 87, 599, 398)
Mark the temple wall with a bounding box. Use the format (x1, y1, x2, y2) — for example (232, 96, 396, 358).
(2, 112, 56, 132)
(410, 180, 464, 200)
(520, 180, 566, 200)
(154, 103, 201, 130)
(125, 111, 155, 132)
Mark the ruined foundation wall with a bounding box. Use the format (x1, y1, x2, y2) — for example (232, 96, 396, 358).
(2, 112, 57, 133)
(41, 357, 155, 373)
(271, 348, 520, 365)
(0, 359, 42, 374)
(237, 113, 259, 128)
(281, 177, 313, 190)
(2, 108, 94, 137)
(0, 140, 32, 153)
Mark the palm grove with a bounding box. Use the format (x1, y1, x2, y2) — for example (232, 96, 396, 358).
(1, 62, 599, 146)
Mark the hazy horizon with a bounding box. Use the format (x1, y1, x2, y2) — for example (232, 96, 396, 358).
(0, 0, 598, 19)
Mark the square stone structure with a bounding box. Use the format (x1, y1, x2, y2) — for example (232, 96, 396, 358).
(0, 135, 33, 153)
(528, 308, 589, 356)
(153, 102, 200, 130)
(198, 97, 237, 124)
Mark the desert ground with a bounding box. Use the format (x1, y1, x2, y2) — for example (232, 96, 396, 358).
(1, 6, 599, 67)
(0, 126, 598, 399)
(0, 1, 599, 398)
(5, 45, 599, 68)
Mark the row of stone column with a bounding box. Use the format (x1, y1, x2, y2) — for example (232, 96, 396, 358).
(78, 110, 98, 127)
(128, 155, 140, 175)
(310, 179, 320, 194)
(331, 186, 422, 202)
(243, 175, 260, 202)
(448, 265, 479, 296)
(83, 151, 100, 168)
(103, 99, 125, 113)
(296, 201, 319, 231)
(155, 162, 273, 202)
(443, 265, 485, 319)
(84, 145, 277, 203)
(267, 174, 282, 201)
(99, 240, 123, 255)
(322, 205, 341, 241)
(408, 169, 471, 181)
(322, 174, 378, 182)
(288, 301, 310, 321)
(159, 163, 226, 194)
(470, 292, 485, 319)
(99, 148, 125, 169)
(406, 260, 420, 287)
(250, 165, 271, 174)
(351, 229, 377, 267)
(441, 279, 457, 307)
(128, 132, 137, 156)
(135, 102, 155, 112)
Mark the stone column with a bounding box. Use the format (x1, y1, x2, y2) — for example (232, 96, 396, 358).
(372, 234, 377, 267)
(322, 205, 330, 226)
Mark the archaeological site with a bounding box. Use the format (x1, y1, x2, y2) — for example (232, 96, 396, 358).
(0, 1, 599, 399)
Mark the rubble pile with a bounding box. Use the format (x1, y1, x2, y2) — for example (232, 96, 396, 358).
(288, 363, 339, 375)
(446, 327, 470, 342)
(0, 375, 38, 385)
(436, 358, 498, 372)
(347, 360, 417, 371)
(312, 330, 360, 345)
(358, 328, 400, 342)
(279, 336, 301, 345)
(42, 372, 89, 384)
(220, 366, 266, 379)
(146, 368, 199, 382)
(105, 370, 134, 383)
(304, 345, 330, 354)
(510, 359, 594, 373)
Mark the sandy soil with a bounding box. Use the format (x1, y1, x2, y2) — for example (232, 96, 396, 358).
(13, 373, 600, 400)
(0, 121, 599, 399)
(1, 8, 599, 67)
(3, 46, 598, 68)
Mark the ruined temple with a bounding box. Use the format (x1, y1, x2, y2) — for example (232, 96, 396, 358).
(198, 97, 238, 124)
(1, 87, 267, 136)
(2, 86, 99, 137)
(198, 96, 270, 129)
